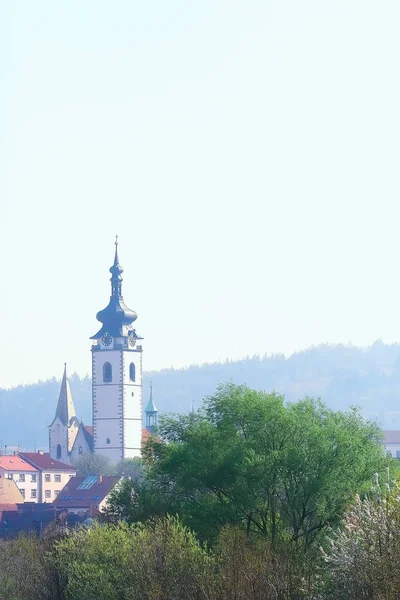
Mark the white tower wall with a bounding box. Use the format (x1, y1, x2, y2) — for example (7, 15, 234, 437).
(92, 346, 142, 464)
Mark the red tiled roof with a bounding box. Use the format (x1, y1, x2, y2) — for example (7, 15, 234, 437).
(19, 453, 76, 472)
(84, 426, 93, 436)
(0, 456, 37, 472)
(142, 428, 151, 445)
(53, 476, 121, 509)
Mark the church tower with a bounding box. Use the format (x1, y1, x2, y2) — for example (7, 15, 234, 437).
(48, 364, 79, 464)
(90, 239, 143, 464)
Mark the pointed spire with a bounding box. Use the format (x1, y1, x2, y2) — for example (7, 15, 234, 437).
(51, 364, 77, 426)
(145, 382, 158, 413)
(109, 235, 123, 296)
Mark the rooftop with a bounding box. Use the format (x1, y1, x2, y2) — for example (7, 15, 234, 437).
(0, 478, 24, 504)
(53, 475, 121, 509)
(0, 456, 38, 472)
(19, 453, 76, 472)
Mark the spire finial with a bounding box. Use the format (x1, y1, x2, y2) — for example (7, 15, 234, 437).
(115, 234, 118, 248)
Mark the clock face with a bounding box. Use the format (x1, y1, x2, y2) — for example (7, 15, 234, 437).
(128, 332, 136, 347)
(101, 332, 113, 347)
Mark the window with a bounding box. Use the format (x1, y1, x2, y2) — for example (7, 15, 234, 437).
(45, 474, 51, 482)
(396, 450, 400, 459)
(106, 438, 110, 445)
(54, 474, 61, 483)
(31, 474, 36, 482)
(54, 490, 60, 497)
(31, 489, 37, 499)
(56, 444, 62, 459)
(6, 473, 13, 480)
(20, 489, 25, 498)
(129, 362, 135, 381)
(79, 446, 83, 455)
(45, 490, 51, 499)
(19, 474, 25, 482)
(103, 362, 112, 383)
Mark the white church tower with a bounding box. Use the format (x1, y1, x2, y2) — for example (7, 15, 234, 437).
(90, 238, 143, 464)
(48, 364, 79, 464)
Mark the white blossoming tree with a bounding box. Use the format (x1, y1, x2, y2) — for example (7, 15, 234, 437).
(321, 470, 400, 599)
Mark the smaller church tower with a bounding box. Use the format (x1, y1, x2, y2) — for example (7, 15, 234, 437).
(48, 364, 79, 464)
(145, 384, 158, 434)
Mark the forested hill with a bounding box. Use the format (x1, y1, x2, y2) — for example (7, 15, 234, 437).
(2, 340, 400, 450)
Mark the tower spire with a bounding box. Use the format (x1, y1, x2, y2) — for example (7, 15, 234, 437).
(50, 364, 77, 427)
(110, 235, 123, 297)
(48, 364, 79, 462)
(145, 383, 158, 433)
(90, 238, 138, 340)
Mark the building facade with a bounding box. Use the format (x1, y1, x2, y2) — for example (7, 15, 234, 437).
(90, 240, 144, 463)
(0, 456, 39, 502)
(19, 453, 76, 503)
(383, 430, 400, 457)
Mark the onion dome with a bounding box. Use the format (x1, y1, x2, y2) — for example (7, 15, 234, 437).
(90, 237, 137, 339)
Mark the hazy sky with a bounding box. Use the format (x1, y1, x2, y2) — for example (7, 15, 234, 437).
(1, 1, 400, 388)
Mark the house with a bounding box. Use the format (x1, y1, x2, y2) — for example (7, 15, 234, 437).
(19, 452, 76, 503)
(0, 502, 66, 538)
(383, 430, 400, 458)
(0, 456, 39, 502)
(0, 478, 24, 519)
(53, 475, 122, 516)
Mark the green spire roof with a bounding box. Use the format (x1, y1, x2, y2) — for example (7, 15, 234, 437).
(145, 384, 158, 413)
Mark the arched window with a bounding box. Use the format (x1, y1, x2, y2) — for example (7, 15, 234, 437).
(56, 444, 62, 459)
(129, 362, 135, 382)
(79, 446, 83, 455)
(106, 438, 110, 445)
(103, 362, 112, 383)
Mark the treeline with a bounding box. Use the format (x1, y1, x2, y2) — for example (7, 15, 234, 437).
(3, 500, 400, 600)
(4, 340, 400, 449)
(1, 383, 400, 599)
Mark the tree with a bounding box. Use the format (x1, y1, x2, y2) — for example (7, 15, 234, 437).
(0, 533, 59, 600)
(55, 518, 214, 600)
(114, 457, 143, 482)
(113, 384, 387, 547)
(321, 473, 400, 599)
(73, 452, 113, 476)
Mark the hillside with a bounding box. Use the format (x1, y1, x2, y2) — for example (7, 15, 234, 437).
(2, 340, 400, 450)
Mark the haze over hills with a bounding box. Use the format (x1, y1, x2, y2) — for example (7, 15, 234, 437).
(2, 340, 400, 451)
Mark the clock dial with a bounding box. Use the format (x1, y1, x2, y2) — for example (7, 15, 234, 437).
(128, 332, 136, 347)
(101, 332, 113, 347)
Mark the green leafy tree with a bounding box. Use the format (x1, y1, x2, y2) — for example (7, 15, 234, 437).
(55, 517, 213, 600)
(73, 452, 113, 476)
(112, 384, 386, 546)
